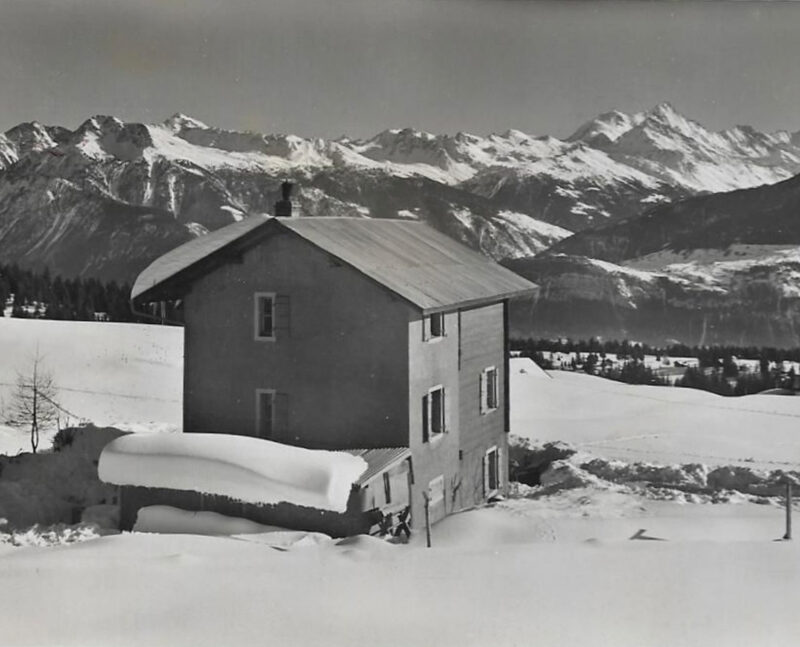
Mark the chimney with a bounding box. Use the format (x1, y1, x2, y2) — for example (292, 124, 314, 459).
(274, 180, 293, 218)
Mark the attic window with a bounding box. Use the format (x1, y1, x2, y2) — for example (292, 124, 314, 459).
(430, 313, 445, 337)
(423, 312, 445, 341)
(255, 293, 275, 340)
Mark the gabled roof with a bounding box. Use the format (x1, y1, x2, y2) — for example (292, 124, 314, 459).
(132, 216, 538, 313)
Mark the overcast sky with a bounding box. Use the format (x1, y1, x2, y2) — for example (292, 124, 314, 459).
(1, 0, 799, 138)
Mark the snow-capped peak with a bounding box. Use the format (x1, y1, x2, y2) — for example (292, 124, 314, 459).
(3, 121, 59, 155)
(163, 113, 210, 133)
(500, 128, 535, 143)
(567, 109, 641, 145)
(637, 101, 703, 139)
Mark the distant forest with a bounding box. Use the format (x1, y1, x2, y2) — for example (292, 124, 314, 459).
(511, 337, 800, 365)
(512, 337, 800, 397)
(0, 263, 143, 323)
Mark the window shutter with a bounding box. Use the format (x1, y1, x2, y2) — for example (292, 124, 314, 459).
(422, 316, 430, 342)
(273, 392, 290, 440)
(257, 391, 274, 439)
(497, 446, 503, 488)
(479, 371, 487, 414)
(422, 393, 429, 443)
(274, 295, 291, 338)
(482, 455, 488, 498)
(443, 388, 451, 433)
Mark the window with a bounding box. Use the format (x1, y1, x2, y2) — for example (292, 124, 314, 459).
(480, 366, 499, 413)
(484, 446, 500, 496)
(256, 389, 275, 438)
(430, 312, 445, 338)
(422, 386, 446, 442)
(254, 293, 275, 340)
(422, 312, 446, 341)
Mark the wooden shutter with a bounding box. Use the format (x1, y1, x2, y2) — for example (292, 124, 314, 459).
(257, 391, 274, 438)
(482, 454, 489, 497)
(273, 392, 290, 441)
(421, 315, 430, 342)
(443, 388, 450, 433)
(274, 295, 291, 338)
(422, 393, 429, 443)
(496, 446, 503, 488)
(479, 370, 487, 414)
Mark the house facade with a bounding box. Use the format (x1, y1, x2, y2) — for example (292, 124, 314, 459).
(132, 207, 537, 531)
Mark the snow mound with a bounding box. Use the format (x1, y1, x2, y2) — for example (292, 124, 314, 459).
(539, 460, 606, 490)
(99, 433, 368, 513)
(582, 458, 709, 489)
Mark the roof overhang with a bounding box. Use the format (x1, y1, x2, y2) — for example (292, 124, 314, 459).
(131, 216, 540, 313)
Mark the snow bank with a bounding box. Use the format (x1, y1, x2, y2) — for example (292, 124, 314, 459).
(580, 458, 800, 495)
(582, 458, 709, 489)
(539, 460, 606, 490)
(99, 433, 367, 513)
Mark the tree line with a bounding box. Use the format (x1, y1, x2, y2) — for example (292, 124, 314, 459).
(0, 263, 144, 323)
(511, 337, 800, 366)
(517, 337, 799, 397)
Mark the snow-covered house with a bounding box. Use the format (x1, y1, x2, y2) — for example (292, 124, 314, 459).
(129, 197, 537, 534)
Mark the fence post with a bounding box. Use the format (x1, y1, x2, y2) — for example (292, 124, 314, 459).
(784, 481, 793, 541)
(423, 492, 432, 548)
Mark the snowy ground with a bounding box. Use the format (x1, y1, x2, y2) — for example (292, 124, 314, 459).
(1, 497, 798, 647)
(2, 323, 800, 645)
(0, 318, 182, 454)
(511, 358, 800, 469)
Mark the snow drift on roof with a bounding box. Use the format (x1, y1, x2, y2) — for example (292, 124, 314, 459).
(98, 433, 367, 513)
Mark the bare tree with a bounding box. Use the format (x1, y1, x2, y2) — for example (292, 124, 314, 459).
(6, 350, 59, 453)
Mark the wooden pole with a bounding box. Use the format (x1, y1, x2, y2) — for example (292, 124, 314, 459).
(423, 493, 432, 548)
(784, 482, 793, 541)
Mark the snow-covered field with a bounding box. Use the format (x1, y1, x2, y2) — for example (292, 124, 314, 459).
(2, 322, 800, 646)
(511, 358, 800, 469)
(0, 318, 182, 454)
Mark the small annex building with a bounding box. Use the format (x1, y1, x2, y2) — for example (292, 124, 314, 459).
(128, 195, 538, 535)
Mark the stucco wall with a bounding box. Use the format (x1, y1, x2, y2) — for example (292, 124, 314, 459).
(407, 311, 461, 526)
(406, 303, 509, 527)
(458, 302, 508, 509)
(182, 229, 412, 450)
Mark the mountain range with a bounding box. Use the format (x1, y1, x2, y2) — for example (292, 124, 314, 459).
(2, 103, 800, 345)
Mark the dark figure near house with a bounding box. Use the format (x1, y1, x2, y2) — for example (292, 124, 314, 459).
(393, 506, 411, 539)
